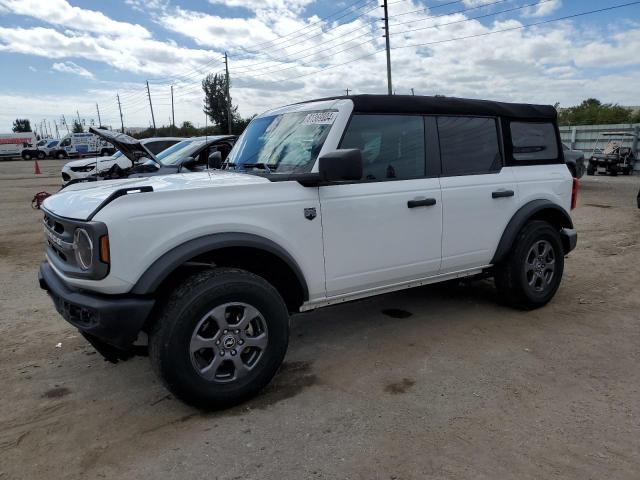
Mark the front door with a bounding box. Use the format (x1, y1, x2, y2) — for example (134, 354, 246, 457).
(319, 114, 442, 297)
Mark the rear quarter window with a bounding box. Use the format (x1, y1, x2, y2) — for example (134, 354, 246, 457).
(510, 122, 559, 162)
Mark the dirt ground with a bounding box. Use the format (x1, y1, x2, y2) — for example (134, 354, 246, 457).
(1, 159, 639, 480)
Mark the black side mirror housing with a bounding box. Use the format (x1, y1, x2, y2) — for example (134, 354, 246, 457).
(318, 149, 362, 182)
(208, 151, 222, 169)
(181, 156, 196, 169)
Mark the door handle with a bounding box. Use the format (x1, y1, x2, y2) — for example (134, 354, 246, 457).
(492, 190, 515, 199)
(407, 198, 437, 208)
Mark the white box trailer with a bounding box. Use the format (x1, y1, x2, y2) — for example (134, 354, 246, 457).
(50, 132, 115, 159)
(0, 132, 37, 159)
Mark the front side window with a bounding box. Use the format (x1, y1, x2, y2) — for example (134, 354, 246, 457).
(510, 122, 559, 161)
(438, 116, 501, 176)
(226, 110, 336, 174)
(339, 115, 425, 181)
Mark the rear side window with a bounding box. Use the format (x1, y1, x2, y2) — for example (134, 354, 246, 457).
(146, 140, 177, 154)
(340, 115, 425, 181)
(510, 122, 558, 161)
(437, 117, 501, 176)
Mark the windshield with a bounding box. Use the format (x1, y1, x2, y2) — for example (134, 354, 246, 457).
(157, 139, 205, 165)
(225, 110, 337, 174)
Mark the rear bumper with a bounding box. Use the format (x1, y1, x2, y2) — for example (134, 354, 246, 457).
(560, 228, 578, 254)
(38, 261, 154, 348)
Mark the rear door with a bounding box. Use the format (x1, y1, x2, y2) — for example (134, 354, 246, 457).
(438, 116, 519, 272)
(319, 114, 442, 297)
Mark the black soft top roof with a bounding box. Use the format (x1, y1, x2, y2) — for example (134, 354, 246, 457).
(301, 95, 557, 120)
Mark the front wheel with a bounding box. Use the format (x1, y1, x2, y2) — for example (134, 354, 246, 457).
(149, 268, 289, 409)
(56, 151, 66, 159)
(494, 221, 564, 310)
(22, 151, 32, 160)
(37, 151, 45, 159)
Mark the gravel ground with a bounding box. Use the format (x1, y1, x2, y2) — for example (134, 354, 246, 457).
(1, 159, 639, 480)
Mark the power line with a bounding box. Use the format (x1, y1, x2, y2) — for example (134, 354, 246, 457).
(390, 0, 555, 36)
(388, 0, 511, 27)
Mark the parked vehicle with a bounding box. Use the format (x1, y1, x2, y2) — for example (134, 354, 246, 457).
(562, 144, 585, 178)
(587, 132, 637, 176)
(49, 132, 115, 160)
(61, 135, 184, 182)
(0, 132, 37, 159)
(40, 139, 60, 157)
(38, 95, 577, 409)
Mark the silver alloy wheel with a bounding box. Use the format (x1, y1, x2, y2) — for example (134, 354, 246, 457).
(525, 240, 555, 292)
(189, 302, 268, 383)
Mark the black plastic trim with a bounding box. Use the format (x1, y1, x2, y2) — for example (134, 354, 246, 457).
(491, 199, 574, 264)
(39, 261, 154, 348)
(131, 232, 309, 300)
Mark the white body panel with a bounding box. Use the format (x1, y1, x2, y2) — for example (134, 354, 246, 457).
(440, 167, 519, 271)
(319, 178, 442, 296)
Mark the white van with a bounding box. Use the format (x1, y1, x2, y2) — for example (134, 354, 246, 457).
(0, 132, 37, 159)
(50, 133, 115, 159)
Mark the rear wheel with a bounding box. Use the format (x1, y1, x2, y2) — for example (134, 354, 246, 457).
(149, 268, 289, 409)
(37, 151, 45, 160)
(56, 151, 66, 159)
(495, 221, 564, 310)
(22, 151, 32, 160)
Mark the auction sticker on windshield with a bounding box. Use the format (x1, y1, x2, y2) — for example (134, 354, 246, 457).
(302, 111, 338, 125)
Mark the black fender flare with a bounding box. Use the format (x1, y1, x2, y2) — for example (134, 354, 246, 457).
(491, 200, 574, 264)
(131, 232, 309, 300)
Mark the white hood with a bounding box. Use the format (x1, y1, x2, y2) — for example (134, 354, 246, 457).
(43, 171, 270, 221)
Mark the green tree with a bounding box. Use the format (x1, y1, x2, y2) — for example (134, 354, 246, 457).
(72, 120, 84, 133)
(558, 98, 633, 126)
(202, 73, 239, 134)
(12, 118, 32, 132)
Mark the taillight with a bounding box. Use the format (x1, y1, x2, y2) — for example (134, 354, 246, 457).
(571, 178, 579, 210)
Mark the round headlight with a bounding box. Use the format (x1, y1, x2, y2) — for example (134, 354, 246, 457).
(74, 228, 93, 270)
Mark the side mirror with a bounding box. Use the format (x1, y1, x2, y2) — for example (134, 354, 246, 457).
(208, 151, 222, 169)
(181, 156, 196, 169)
(318, 149, 362, 182)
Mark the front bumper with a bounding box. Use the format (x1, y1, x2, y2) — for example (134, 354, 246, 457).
(38, 261, 154, 348)
(560, 228, 578, 254)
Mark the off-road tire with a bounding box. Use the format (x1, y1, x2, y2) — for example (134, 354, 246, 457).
(494, 221, 564, 310)
(149, 268, 289, 409)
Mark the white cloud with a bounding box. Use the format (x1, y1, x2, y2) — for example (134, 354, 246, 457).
(0, 0, 638, 131)
(0, 0, 150, 38)
(28, 65, 36, 72)
(52, 60, 94, 78)
(522, 0, 562, 17)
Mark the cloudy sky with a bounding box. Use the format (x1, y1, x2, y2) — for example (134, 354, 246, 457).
(0, 0, 638, 134)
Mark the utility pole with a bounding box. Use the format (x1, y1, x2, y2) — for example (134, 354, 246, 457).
(146, 81, 156, 132)
(345, 88, 351, 95)
(116, 93, 124, 133)
(96, 103, 102, 127)
(224, 52, 232, 134)
(61, 115, 70, 134)
(171, 84, 175, 134)
(411, 88, 415, 96)
(382, 0, 393, 95)
(76, 110, 82, 126)
(54, 120, 60, 139)
(48, 120, 53, 137)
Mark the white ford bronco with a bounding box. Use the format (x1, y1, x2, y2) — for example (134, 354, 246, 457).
(39, 95, 578, 408)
